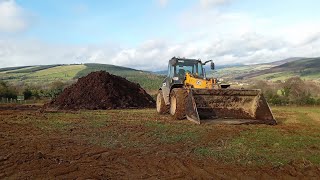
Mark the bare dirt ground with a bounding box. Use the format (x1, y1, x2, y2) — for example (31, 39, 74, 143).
(1, 104, 320, 179)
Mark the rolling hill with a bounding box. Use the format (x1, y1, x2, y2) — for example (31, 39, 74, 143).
(1, 57, 319, 92)
(0, 64, 164, 92)
(237, 57, 320, 81)
(213, 57, 320, 82)
(262, 57, 304, 66)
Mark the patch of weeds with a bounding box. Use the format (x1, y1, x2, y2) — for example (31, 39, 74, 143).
(7, 114, 34, 125)
(89, 119, 108, 128)
(79, 111, 110, 128)
(160, 131, 198, 143)
(194, 147, 213, 156)
(145, 121, 200, 144)
(115, 109, 156, 122)
(35, 119, 73, 131)
(296, 111, 315, 125)
(273, 106, 320, 126)
(194, 127, 320, 166)
(308, 154, 320, 164)
(145, 121, 169, 130)
(34, 113, 76, 131)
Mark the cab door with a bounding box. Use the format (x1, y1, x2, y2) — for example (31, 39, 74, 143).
(160, 64, 174, 105)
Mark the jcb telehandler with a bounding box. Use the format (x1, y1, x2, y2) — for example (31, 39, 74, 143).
(156, 57, 276, 125)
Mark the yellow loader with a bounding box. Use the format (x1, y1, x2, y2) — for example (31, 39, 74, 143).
(156, 57, 276, 125)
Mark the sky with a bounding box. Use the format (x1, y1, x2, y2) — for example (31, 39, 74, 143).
(0, 0, 320, 70)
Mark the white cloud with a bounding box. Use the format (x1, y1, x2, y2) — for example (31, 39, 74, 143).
(1, 30, 320, 71)
(200, 0, 231, 8)
(157, 0, 169, 7)
(0, 39, 118, 68)
(0, 0, 29, 33)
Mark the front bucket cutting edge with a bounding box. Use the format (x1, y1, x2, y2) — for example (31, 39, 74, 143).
(185, 89, 277, 125)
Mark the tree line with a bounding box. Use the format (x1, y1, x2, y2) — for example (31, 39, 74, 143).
(250, 77, 320, 105)
(1, 77, 320, 105)
(0, 80, 67, 100)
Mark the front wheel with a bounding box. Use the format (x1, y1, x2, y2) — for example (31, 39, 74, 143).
(169, 89, 187, 120)
(156, 90, 169, 114)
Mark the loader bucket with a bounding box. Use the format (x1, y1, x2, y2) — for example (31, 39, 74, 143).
(185, 89, 277, 125)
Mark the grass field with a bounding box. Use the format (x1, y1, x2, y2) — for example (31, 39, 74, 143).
(1, 105, 320, 178)
(38, 106, 320, 166)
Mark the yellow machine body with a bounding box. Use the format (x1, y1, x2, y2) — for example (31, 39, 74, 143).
(184, 72, 215, 89)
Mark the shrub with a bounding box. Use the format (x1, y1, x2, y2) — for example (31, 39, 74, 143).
(23, 88, 33, 100)
(0, 81, 17, 99)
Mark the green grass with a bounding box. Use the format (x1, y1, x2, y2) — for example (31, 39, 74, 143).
(28, 65, 85, 77)
(33, 113, 79, 131)
(26, 65, 86, 83)
(252, 71, 320, 82)
(194, 106, 320, 166)
(194, 127, 320, 166)
(145, 121, 200, 143)
(254, 72, 295, 81)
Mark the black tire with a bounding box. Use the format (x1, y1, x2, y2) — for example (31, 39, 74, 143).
(170, 89, 188, 120)
(156, 90, 169, 114)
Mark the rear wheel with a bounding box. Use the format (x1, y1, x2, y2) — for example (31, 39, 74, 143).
(170, 89, 187, 120)
(156, 90, 169, 114)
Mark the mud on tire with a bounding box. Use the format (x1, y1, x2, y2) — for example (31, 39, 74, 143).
(170, 89, 188, 120)
(156, 90, 169, 114)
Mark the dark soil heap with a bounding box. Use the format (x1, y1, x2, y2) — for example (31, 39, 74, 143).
(45, 71, 155, 110)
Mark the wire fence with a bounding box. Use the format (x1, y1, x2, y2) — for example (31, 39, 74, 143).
(0, 97, 27, 104)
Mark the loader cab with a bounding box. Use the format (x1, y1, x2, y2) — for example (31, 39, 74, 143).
(160, 57, 213, 105)
(168, 58, 205, 79)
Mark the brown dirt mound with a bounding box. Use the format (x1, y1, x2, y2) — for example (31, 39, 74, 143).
(45, 71, 155, 110)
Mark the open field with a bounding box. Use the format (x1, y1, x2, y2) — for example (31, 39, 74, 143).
(1, 105, 320, 179)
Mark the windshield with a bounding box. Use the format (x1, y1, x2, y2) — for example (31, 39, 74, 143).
(173, 61, 204, 78)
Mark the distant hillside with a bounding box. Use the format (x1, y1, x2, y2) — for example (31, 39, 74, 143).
(211, 64, 274, 79)
(0, 63, 164, 92)
(154, 70, 167, 75)
(0, 66, 33, 73)
(263, 57, 304, 66)
(211, 57, 320, 82)
(237, 57, 320, 81)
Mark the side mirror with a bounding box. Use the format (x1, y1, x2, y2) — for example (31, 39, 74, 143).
(210, 62, 215, 70)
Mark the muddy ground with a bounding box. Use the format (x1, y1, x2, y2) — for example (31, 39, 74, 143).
(1, 104, 320, 179)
